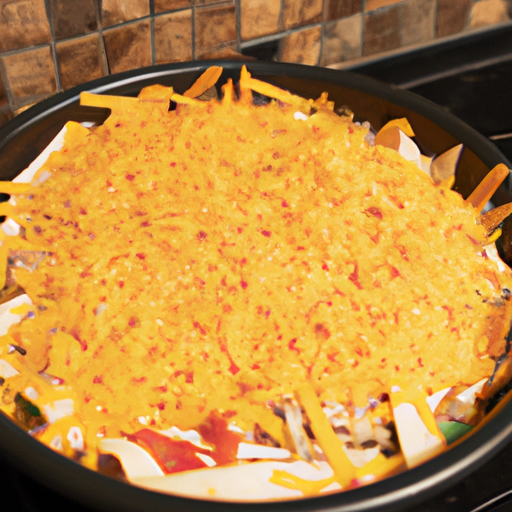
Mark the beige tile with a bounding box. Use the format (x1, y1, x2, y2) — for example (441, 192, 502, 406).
(154, 0, 192, 12)
(400, 0, 435, 46)
(2, 47, 57, 109)
(282, 0, 323, 30)
(101, 0, 150, 28)
(362, 5, 401, 56)
(277, 25, 322, 65)
(194, 3, 236, 56)
(365, 0, 405, 11)
(320, 14, 363, 66)
(56, 34, 104, 90)
(324, 0, 362, 21)
(241, 0, 281, 41)
(470, 0, 510, 29)
(436, 0, 473, 37)
(49, 0, 98, 40)
(0, 0, 51, 52)
(154, 10, 193, 64)
(103, 20, 152, 74)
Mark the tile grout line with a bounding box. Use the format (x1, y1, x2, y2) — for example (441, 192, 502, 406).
(239, 23, 324, 50)
(0, 58, 14, 117)
(150, 0, 156, 66)
(317, 0, 326, 66)
(360, 9, 365, 61)
(235, 0, 241, 53)
(96, 0, 110, 76)
(397, 0, 403, 47)
(44, 0, 62, 92)
(433, 0, 438, 37)
(278, 0, 284, 60)
(191, 2, 196, 61)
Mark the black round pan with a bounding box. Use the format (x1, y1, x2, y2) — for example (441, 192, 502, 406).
(0, 60, 511, 512)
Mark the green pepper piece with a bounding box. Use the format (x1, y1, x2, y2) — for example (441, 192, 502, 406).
(438, 421, 473, 445)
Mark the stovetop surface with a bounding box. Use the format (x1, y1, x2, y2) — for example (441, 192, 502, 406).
(2, 25, 512, 512)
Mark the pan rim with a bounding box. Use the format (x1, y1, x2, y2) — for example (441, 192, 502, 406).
(0, 59, 511, 512)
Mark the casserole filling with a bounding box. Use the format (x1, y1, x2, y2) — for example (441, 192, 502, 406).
(0, 66, 511, 499)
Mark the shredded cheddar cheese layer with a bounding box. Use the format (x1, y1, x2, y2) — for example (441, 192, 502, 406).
(1, 69, 512, 491)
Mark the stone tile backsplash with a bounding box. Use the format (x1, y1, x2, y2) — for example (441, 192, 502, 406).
(50, 0, 98, 40)
(0, 0, 511, 127)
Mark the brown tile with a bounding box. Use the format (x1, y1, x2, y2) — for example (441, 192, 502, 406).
(365, 0, 405, 11)
(362, 5, 401, 57)
(198, 44, 243, 60)
(194, 0, 223, 4)
(277, 25, 322, 65)
(101, 0, 150, 28)
(194, 3, 236, 56)
(154, 10, 193, 64)
(240, 0, 281, 41)
(282, 0, 323, 30)
(2, 47, 57, 110)
(49, 0, 98, 40)
(324, 0, 363, 21)
(400, 0, 435, 46)
(320, 14, 363, 66)
(0, 0, 51, 52)
(154, 0, 192, 13)
(470, 0, 510, 29)
(103, 20, 152, 74)
(56, 34, 104, 90)
(436, 0, 473, 37)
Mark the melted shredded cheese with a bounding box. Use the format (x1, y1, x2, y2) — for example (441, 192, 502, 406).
(0, 67, 511, 499)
